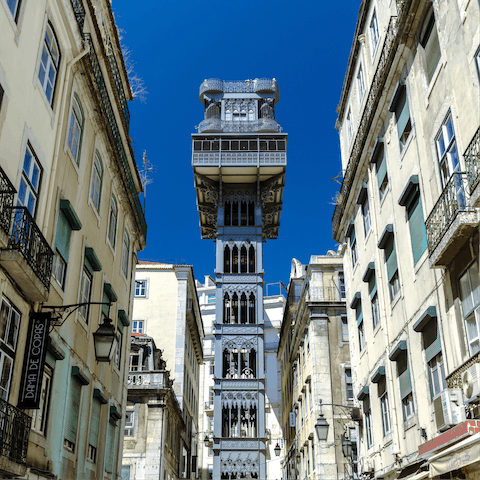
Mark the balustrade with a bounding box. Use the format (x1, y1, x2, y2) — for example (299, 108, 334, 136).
(0, 397, 31, 464)
(0, 165, 15, 236)
(465, 127, 480, 194)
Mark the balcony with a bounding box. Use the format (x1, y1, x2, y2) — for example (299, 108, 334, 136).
(0, 397, 31, 476)
(197, 118, 281, 134)
(308, 285, 346, 303)
(70, 0, 85, 34)
(0, 207, 53, 302)
(0, 165, 15, 249)
(426, 173, 479, 267)
(127, 371, 168, 391)
(200, 78, 279, 103)
(465, 126, 480, 203)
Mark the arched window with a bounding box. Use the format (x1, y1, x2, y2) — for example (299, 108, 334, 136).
(223, 293, 231, 324)
(249, 293, 256, 324)
(248, 245, 255, 272)
(224, 245, 230, 273)
(107, 195, 118, 248)
(240, 246, 248, 273)
(232, 293, 239, 324)
(232, 245, 239, 273)
(67, 94, 84, 163)
(240, 293, 247, 324)
(38, 22, 60, 104)
(90, 151, 103, 211)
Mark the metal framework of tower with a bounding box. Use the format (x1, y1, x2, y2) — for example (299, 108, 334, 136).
(192, 79, 286, 480)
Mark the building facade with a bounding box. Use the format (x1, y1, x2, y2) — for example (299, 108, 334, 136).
(334, 1, 480, 479)
(196, 276, 286, 480)
(0, 0, 146, 479)
(278, 253, 351, 480)
(131, 262, 204, 480)
(122, 333, 185, 480)
(192, 78, 287, 480)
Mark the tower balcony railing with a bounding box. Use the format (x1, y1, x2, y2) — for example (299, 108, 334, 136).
(197, 117, 281, 134)
(464, 126, 480, 196)
(200, 78, 279, 102)
(4, 206, 54, 291)
(83, 33, 146, 239)
(0, 165, 15, 241)
(0, 396, 32, 465)
(332, 1, 413, 241)
(425, 172, 478, 267)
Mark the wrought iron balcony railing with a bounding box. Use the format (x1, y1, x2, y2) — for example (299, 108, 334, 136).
(0, 397, 31, 464)
(70, 0, 86, 34)
(308, 286, 346, 302)
(7, 207, 54, 290)
(197, 118, 281, 134)
(425, 172, 474, 254)
(465, 126, 480, 194)
(332, 0, 413, 241)
(0, 165, 15, 236)
(200, 78, 279, 101)
(83, 34, 147, 239)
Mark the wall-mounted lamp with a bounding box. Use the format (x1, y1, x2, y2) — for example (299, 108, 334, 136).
(93, 317, 117, 362)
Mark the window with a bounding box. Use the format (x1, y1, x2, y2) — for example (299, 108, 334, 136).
(365, 268, 380, 329)
(208, 386, 214, 405)
(420, 10, 441, 84)
(135, 280, 147, 297)
(391, 344, 415, 421)
(67, 95, 84, 163)
(357, 64, 365, 103)
(31, 365, 52, 435)
(358, 321, 365, 352)
(369, 9, 380, 55)
(345, 367, 354, 401)
(476, 46, 480, 81)
(429, 353, 446, 398)
(339, 272, 346, 298)
(38, 23, 60, 105)
(377, 376, 391, 436)
(390, 82, 412, 152)
(208, 294, 216, 304)
(52, 214, 69, 288)
(371, 140, 389, 202)
(90, 152, 103, 211)
(107, 195, 118, 248)
(341, 315, 349, 343)
(352, 295, 365, 352)
(88, 397, 102, 462)
(399, 178, 427, 264)
(18, 144, 41, 217)
(124, 406, 135, 436)
(436, 111, 461, 188)
(105, 419, 117, 473)
(0, 296, 20, 400)
(362, 195, 371, 236)
(346, 108, 353, 145)
(64, 376, 83, 452)
(6, 0, 21, 22)
(347, 223, 358, 267)
(311, 439, 315, 471)
(364, 396, 374, 448)
(0, 351, 13, 401)
(115, 329, 123, 369)
(132, 320, 145, 333)
(459, 261, 480, 354)
(121, 465, 131, 480)
(379, 228, 400, 301)
(209, 361, 214, 375)
(121, 230, 130, 278)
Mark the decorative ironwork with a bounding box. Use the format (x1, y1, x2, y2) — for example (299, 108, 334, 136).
(0, 397, 31, 464)
(465, 126, 480, 194)
(220, 451, 259, 474)
(332, 2, 414, 240)
(42, 302, 111, 327)
(0, 165, 15, 236)
(446, 351, 479, 389)
(425, 172, 474, 254)
(200, 78, 279, 100)
(7, 207, 54, 290)
(83, 34, 146, 239)
(197, 118, 281, 134)
(70, 0, 86, 34)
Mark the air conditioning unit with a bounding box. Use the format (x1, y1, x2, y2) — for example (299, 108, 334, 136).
(433, 388, 465, 431)
(462, 363, 480, 402)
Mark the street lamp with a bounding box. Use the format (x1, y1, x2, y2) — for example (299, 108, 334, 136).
(315, 413, 329, 441)
(93, 317, 117, 362)
(274, 442, 281, 457)
(341, 433, 353, 458)
(204, 435, 210, 447)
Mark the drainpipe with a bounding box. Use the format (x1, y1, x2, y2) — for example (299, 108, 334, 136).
(43, 41, 90, 234)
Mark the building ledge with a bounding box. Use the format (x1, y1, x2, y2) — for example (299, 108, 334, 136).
(0, 456, 27, 478)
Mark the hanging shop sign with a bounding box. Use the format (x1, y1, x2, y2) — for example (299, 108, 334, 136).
(18, 312, 50, 409)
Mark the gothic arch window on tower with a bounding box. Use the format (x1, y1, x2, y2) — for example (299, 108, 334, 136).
(224, 201, 255, 226)
(232, 245, 239, 273)
(223, 293, 231, 324)
(249, 293, 256, 324)
(249, 245, 255, 272)
(240, 245, 248, 273)
(222, 345, 257, 379)
(221, 406, 257, 438)
(224, 245, 231, 273)
(223, 291, 256, 324)
(223, 243, 255, 273)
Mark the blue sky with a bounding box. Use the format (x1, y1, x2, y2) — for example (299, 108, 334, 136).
(113, 0, 360, 289)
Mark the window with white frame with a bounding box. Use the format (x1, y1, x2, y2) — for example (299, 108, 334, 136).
(341, 315, 349, 343)
(377, 376, 391, 436)
(115, 328, 123, 369)
(0, 296, 20, 400)
(67, 94, 84, 164)
(389, 82, 412, 152)
(31, 364, 52, 435)
(18, 144, 42, 217)
(369, 9, 380, 56)
(429, 352, 446, 398)
(90, 151, 103, 211)
(107, 195, 118, 248)
(359, 183, 371, 236)
(420, 9, 441, 85)
(357, 64, 365, 103)
(79, 264, 93, 322)
(392, 346, 415, 421)
(121, 230, 130, 278)
(124, 405, 135, 436)
(339, 272, 346, 299)
(6, 0, 22, 22)
(38, 22, 60, 105)
(436, 111, 461, 188)
(131, 320, 145, 333)
(371, 139, 389, 202)
(363, 395, 374, 448)
(135, 280, 147, 297)
(379, 228, 400, 301)
(459, 261, 480, 355)
(347, 223, 358, 267)
(345, 367, 354, 401)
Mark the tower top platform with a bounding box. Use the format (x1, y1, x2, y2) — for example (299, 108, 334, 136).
(199, 78, 279, 104)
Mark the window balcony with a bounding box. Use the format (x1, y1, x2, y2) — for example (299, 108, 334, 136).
(0, 165, 15, 249)
(465, 126, 480, 204)
(199, 78, 279, 102)
(0, 207, 53, 302)
(426, 172, 479, 267)
(127, 371, 168, 391)
(0, 397, 31, 476)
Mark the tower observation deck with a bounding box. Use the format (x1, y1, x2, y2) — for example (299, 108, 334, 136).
(192, 79, 287, 480)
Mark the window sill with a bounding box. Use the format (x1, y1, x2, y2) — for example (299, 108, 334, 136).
(34, 78, 56, 127)
(65, 146, 81, 178)
(403, 414, 418, 434)
(1, 0, 23, 45)
(413, 249, 429, 275)
(390, 291, 402, 311)
(87, 196, 102, 229)
(399, 128, 415, 163)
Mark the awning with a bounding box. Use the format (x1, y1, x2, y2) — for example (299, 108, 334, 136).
(429, 432, 480, 477)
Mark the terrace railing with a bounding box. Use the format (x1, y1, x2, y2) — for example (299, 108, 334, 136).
(0, 397, 31, 464)
(465, 126, 480, 194)
(0, 165, 15, 236)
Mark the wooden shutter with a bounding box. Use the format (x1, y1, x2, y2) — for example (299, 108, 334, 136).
(356, 305, 363, 326)
(369, 274, 377, 299)
(376, 154, 387, 188)
(396, 91, 410, 139)
(55, 211, 71, 261)
(423, 320, 442, 362)
(64, 376, 82, 444)
(385, 237, 398, 281)
(407, 193, 427, 264)
(89, 397, 101, 448)
(102, 290, 110, 316)
(104, 420, 116, 473)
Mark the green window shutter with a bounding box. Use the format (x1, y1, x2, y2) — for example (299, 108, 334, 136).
(356, 305, 363, 326)
(102, 291, 110, 316)
(385, 238, 398, 281)
(423, 320, 442, 362)
(425, 28, 441, 82)
(368, 274, 377, 299)
(55, 211, 72, 261)
(396, 91, 410, 139)
(105, 421, 116, 473)
(64, 376, 82, 444)
(407, 193, 427, 264)
(84, 256, 94, 276)
(399, 365, 412, 399)
(376, 154, 387, 188)
(89, 397, 101, 448)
